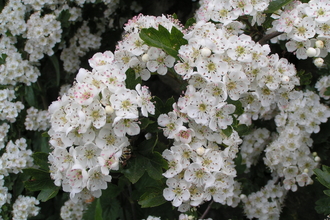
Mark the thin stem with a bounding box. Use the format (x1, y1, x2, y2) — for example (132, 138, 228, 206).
(37, 80, 48, 110)
(128, 183, 137, 220)
(258, 31, 284, 45)
(200, 200, 214, 219)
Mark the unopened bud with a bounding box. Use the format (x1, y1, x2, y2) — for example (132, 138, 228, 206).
(145, 133, 152, 140)
(315, 156, 321, 162)
(142, 54, 149, 62)
(200, 47, 212, 57)
(306, 47, 317, 57)
(314, 58, 324, 67)
(315, 40, 324, 49)
(304, 168, 309, 173)
(312, 152, 317, 157)
(196, 147, 205, 156)
(105, 106, 114, 114)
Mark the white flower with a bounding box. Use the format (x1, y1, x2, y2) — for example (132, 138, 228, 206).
(113, 118, 140, 137)
(88, 51, 114, 71)
(195, 54, 228, 82)
(209, 103, 235, 131)
(146, 47, 175, 75)
(98, 148, 122, 175)
(135, 84, 155, 116)
(74, 143, 101, 169)
(158, 111, 184, 139)
(184, 162, 215, 188)
(163, 177, 190, 207)
(86, 166, 112, 191)
(110, 88, 141, 119)
(224, 71, 249, 101)
(185, 91, 217, 125)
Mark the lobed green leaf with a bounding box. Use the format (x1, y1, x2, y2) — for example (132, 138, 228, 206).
(138, 187, 167, 208)
(265, 0, 293, 14)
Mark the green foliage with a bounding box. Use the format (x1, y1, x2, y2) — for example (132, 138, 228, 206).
(314, 165, 330, 215)
(23, 168, 60, 202)
(140, 25, 188, 60)
(48, 55, 61, 87)
(125, 68, 142, 90)
(0, 53, 7, 65)
(57, 9, 71, 28)
(265, 0, 293, 14)
(315, 165, 330, 190)
(184, 17, 196, 29)
(123, 152, 167, 184)
(297, 69, 313, 86)
(315, 197, 330, 215)
(138, 187, 167, 208)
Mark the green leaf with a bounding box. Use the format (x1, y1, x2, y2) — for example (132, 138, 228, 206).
(314, 166, 330, 189)
(235, 124, 251, 136)
(95, 198, 103, 220)
(184, 17, 196, 29)
(222, 126, 233, 137)
(265, 0, 293, 13)
(138, 134, 158, 156)
(324, 190, 330, 197)
(324, 87, 330, 96)
(165, 97, 175, 112)
(24, 86, 37, 107)
(139, 118, 154, 130)
(169, 26, 187, 52)
(226, 98, 243, 116)
(146, 152, 167, 180)
(138, 187, 167, 208)
(0, 53, 7, 65)
(315, 197, 330, 215)
(32, 152, 50, 171)
(125, 68, 142, 90)
(23, 168, 60, 202)
(83, 198, 106, 220)
(37, 185, 60, 202)
(57, 9, 71, 28)
(122, 156, 147, 184)
(23, 168, 54, 191)
(48, 55, 60, 87)
(140, 25, 187, 60)
(234, 153, 246, 175)
(297, 70, 312, 86)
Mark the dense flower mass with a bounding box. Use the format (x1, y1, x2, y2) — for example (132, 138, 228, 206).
(48, 14, 182, 202)
(1, 0, 330, 219)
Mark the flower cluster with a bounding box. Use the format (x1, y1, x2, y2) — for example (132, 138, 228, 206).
(0, 138, 34, 176)
(0, 36, 40, 85)
(242, 178, 287, 220)
(158, 17, 303, 210)
(265, 90, 330, 191)
(196, 0, 270, 26)
(60, 199, 86, 220)
(48, 14, 184, 202)
(24, 107, 50, 131)
(240, 128, 270, 170)
(0, 176, 12, 212)
(0, 88, 24, 123)
(316, 75, 330, 99)
(60, 21, 103, 73)
(269, 0, 330, 64)
(25, 12, 62, 62)
(11, 195, 40, 220)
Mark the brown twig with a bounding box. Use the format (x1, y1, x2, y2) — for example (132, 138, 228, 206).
(258, 31, 284, 45)
(200, 200, 214, 219)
